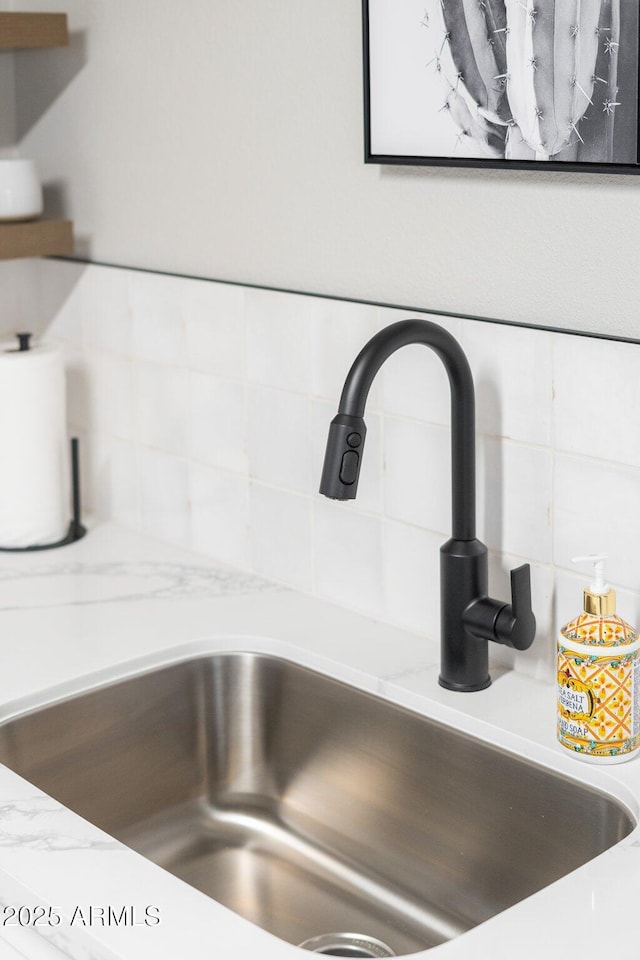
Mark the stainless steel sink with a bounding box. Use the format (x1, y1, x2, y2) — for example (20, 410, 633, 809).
(0, 653, 633, 956)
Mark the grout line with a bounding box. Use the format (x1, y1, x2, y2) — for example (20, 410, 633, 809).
(553, 447, 640, 475)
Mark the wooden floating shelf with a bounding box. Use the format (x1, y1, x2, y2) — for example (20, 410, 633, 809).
(0, 219, 73, 261)
(0, 12, 68, 49)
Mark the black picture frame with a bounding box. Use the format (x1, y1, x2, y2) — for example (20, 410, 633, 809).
(363, 0, 640, 175)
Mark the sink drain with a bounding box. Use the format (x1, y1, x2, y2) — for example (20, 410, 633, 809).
(298, 933, 396, 957)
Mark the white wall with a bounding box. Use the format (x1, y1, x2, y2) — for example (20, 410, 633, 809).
(10, 0, 640, 339)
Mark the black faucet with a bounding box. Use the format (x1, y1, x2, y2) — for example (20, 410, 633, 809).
(319, 319, 536, 691)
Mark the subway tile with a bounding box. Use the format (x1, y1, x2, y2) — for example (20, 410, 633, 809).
(36, 259, 85, 343)
(85, 432, 140, 530)
(136, 363, 190, 456)
(128, 270, 186, 365)
(189, 373, 248, 474)
(82, 266, 130, 355)
(189, 463, 250, 568)
(84, 348, 136, 441)
(311, 299, 380, 406)
(553, 453, 640, 593)
(246, 288, 313, 393)
(463, 320, 552, 446)
(552, 333, 640, 468)
(250, 482, 312, 589)
(183, 278, 245, 379)
(477, 437, 552, 564)
(380, 313, 462, 426)
(248, 386, 311, 493)
(314, 500, 384, 618)
(382, 519, 442, 641)
(383, 417, 451, 534)
(138, 447, 190, 547)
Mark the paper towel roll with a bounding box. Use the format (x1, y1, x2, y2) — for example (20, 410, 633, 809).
(0, 339, 69, 548)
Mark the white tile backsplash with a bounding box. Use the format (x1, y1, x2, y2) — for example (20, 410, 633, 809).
(552, 333, 640, 468)
(463, 321, 552, 446)
(129, 271, 186, 365)
(36, 259, 86, 343)
(382, 519, 442, 642)
(33, 260, 640, 684)
(85, 432, 140, 530)
(189, 463, 250, 568)
(313, 499, 384, 618)
(136, 363, 190, 456)
(380, 312, 462, 426)
(246, 288, 313, 394)
(553, 453, 640, 592)
(311, 299, 380, 406)
(477, 438, 552, 563)
(138, 447, 190, 546)
(82, 266, 130, 355)
(183, 278, 245, 379)
(248, 386, 312, 493)
(383, 417, 451, 534)
(250, 482, 312, 589)
(189, 373, 248, 474)
(84, 349, 136, 441)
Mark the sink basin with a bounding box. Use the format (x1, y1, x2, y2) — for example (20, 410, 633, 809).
(0, 653, 633, 956)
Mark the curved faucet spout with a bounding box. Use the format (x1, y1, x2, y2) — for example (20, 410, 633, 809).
(319, 318, 536, 692)
(323, 319, 476, 541)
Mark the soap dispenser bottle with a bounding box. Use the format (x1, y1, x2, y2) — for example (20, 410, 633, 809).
(557, 555, 640, 763)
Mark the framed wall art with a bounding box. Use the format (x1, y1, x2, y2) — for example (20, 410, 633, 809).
(363, 0, 640, 173)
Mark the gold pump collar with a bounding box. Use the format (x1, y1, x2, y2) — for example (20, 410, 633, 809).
(584, 587, 616, 617)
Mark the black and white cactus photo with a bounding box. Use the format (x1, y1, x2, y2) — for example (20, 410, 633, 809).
(365, 0, 639, 168)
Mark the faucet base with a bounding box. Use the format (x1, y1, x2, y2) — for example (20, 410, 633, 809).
(438, 674, 492, 693)
(439, 538, 491, 692)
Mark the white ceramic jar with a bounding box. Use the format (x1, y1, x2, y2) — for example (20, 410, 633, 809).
(0, 159, 43, 221)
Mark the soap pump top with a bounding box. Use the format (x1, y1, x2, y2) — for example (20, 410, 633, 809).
(561, 554, 637, 647)
(573, 553, 615, 617)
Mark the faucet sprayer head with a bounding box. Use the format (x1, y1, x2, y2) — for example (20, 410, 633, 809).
(319, 414, 366, 500)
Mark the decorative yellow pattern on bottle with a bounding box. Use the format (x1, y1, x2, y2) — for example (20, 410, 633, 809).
(561, 612, 638, 647)
(557, 648, 639, 758)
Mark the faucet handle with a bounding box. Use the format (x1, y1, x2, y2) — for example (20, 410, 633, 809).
(495, 564, 536, 651)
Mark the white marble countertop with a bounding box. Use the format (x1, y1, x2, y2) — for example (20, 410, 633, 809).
(0, 523, 638, 960)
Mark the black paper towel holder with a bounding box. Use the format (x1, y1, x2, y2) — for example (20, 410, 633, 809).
(0, 436, 87, 553)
